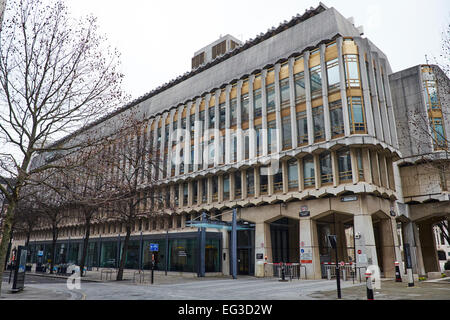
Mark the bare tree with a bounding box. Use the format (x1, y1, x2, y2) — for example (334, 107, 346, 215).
(100, 119, 163, 281)
(0, 0, 126, 290)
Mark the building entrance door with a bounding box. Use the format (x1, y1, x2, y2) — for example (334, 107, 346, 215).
(237, 248, 249, 275)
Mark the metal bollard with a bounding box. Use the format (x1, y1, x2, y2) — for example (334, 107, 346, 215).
(343, 268, 347, 282)
(365, 271, 374, 300)
(327, 267, 331, 280)
(395, 261, 402, 282)
(406, 267, 414, 287)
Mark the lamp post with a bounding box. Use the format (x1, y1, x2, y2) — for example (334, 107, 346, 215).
(328, 235, 341, 299)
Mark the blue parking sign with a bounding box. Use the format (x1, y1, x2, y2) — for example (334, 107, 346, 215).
(150, 243, 159, 252)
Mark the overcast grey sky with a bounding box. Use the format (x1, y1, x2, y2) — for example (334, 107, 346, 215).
(67, 0, 449, 100)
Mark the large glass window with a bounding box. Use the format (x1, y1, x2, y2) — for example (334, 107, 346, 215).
(296, 110, 308, 145)
(329, 100, 344, 137)
(274, 171, 283, 193)
(294, 72, 306, 103)
(337, 148, 352, 181)
(320, 151, 333, 184)
(235, 171, 242, 199)
(266, 83, 276, 114)
(344, 54, 360, 88)
(288, 159, 298, 190)
(356, 148, 364, 180)
(100, 241, 117, 268)
(193, 180, 198, 204)
(431, 117, 447, 149)
(223, 175, 230, 200)
(230, 98, 237, 126)
(313, 105, 325, 141)
(121, 240, 139, 269)
(255, 124, 262, 156)
(219, 103, 226, 130)
(260, 167, 268, 194)
(241, 94, 249, 122)
(268, 120, 277, 154)
(183, 183, 188, 206)
(209, 107, 215, 128)
(280, 78, 290, 109)
(303, 155, 315, 187)
(212, 176, 218, 202)
(348, 96, 366, 133)
(310, 65, 322, 99)
(246, 169, 254, 196)
(201, 179, 207, 203)
(254, 89, 262, 118)
(282, 115, 292, 150)
(326, 58, 340, 92)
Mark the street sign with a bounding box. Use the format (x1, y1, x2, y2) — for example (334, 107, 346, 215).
(300, 241, 305, 247)
(299, 206, 310, 217)
(37, 250, 43, 257)
(339, 261, 345, 267)
(357, 249, 361, 254)
(12, 246, 27, 292)
(149, 243, 159, 252)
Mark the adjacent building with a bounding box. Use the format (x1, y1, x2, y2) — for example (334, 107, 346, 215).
(10, 3, 449, 280)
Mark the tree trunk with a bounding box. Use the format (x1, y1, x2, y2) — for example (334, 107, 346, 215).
(79, 216, 91, 277)
(116, 223, 131, 281)
(50, 223, 58, 274)
(0, 202, 17, 295)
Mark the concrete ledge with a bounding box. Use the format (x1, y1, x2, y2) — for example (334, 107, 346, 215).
(427, 271, 443, 279)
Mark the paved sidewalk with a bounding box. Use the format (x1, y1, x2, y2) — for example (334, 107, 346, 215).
(0, 281, 81, 300)
(308, 278, 450, 300)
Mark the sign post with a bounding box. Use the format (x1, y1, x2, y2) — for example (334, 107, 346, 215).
(231, 208, 237, 280)
(327, 235, 341, 299)
(149, 243, 159, 284)
(11, 246, 27, 292)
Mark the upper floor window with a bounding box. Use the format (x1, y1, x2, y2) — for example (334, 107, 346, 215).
(319, 151, 333, 184)
(431, 117, 447, 149)
(254, 89, 262, 117)
(326, 58, 340, 92)
(246, 169, 254, 196)
(230, 98, 237, 126)
(266, 83, 276, 113)
(241, 94, 249, 122)
(348, 96, 366, 133)
(223, 175, 230, 200)
(310, 65, 322, 99)
(303, 155, 315, 187)
(296, 110, 308, 145)
(329, 100, 344, 137)
(313, 105, 325, 142)
(294, 72, 306, 103)
(280, 78, 290, 108)
(288, 159, 298, 190)
(337, 148, 352, 182)
(282, 114, 292, 150)
(344, 54, 360, 88)
(235, 171, 242, 199)
(209, 107, 215, 128)
(219, 103, 226, 129)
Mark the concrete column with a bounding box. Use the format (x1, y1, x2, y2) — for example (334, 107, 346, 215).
(363, 148, 372, 184)
(188, 181, 193, 207)
(167, 110, 175, 177)
(248, 74, 256, 160)
(288, 57, 298, 147)
(193, 98, 201, 171)
(373, 55, 392, 145)
(175, 107, 183, 176)
(303, 51, 314, 145)
(353, 37, 375, 137)
(230, 173, 235, 201)
(320, 43, 331, 141)
(418, 222, 440, 273)
(225, 85, 232, 164)
(214, 90, 221, 166)
(261, 69, 268, 156)
(354, 209, 378, 269)
(268, 173, 274, 196)
(218, 175, 224, 203)
(379, 217, 396, 277)
(299, 218, 321, 279)
(236, 80, 243, 162)
(241, 170, 247, 199)
(255, 222, 271, 277)
(178, 184, 183, 209)
(282, 161, 288, 194)
(185, 103, 192, 174)
(350, 148, 358, 184)
(203, 93, 211, 170)
(160, 113, 168, 178)
(313, 153, 321, 190)
(222, 228, 230, 275)
(331, 151, 339, 187)
(365, 50, 384, 141)
(274, 63, 283, 153)
(255, 167, 261, 198)
(336, 37, 351, 137)
(297, 158, 304, 192)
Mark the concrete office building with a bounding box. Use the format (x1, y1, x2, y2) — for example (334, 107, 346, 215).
(11, 3, 448, 280)
(390, 64, 450, 277)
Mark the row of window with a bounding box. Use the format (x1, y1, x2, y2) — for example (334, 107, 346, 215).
(145, 148, 394, 211)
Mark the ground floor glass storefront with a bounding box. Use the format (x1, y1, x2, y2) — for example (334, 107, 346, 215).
(26, 232, 222, 273)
